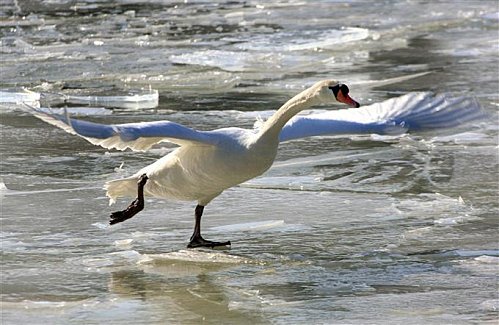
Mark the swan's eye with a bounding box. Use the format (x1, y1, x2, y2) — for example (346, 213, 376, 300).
(328, 84, 341, 97)
(340, 84, 349, 95)
(328, 84, 349, 98)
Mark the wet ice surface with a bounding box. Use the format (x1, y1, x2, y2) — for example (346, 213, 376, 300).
(1, 1, 498, 324)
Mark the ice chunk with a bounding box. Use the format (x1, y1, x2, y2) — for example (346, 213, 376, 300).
(211, 220, 285, 232)
(139, 250, 251, 265)
(229, 28, 370, 52)
(37, 106, 112, 116)
(0, 89, 40, 108)
(431, 132, 489, 144)
(114, 239, 134, 247)
(63, 89, 159, 109)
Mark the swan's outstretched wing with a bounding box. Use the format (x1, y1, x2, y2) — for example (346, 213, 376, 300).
(28, 106, 218, 151)
(279, 92, 485, 142)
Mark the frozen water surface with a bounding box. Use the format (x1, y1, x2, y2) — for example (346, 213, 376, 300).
(1, 0, 498, 324)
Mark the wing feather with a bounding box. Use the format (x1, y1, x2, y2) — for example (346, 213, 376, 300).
(279, 92, 485, 142)
(28, 106, 218, 151)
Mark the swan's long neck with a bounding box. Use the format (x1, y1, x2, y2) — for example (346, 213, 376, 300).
(258, 86, 320, 139)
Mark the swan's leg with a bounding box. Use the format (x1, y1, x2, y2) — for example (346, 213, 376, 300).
(187, 205, 231, 248)
(109, 174, 148, 225)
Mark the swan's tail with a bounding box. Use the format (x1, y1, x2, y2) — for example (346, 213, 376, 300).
(279, 92, 486, 142)
(104, 176, 139, 205)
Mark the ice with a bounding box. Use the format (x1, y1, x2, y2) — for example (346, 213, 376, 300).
(455, 253, 499, 276)
(433, 217, 461, 226)
(254, 148, 425, 194)
(433, 213, 475, 227)
(0, 89, 40, 103)
(431, 132, 489, 144)
(1, 238, 29, 252)
(210, 220, 285, 232)
(91, 222, 109, 230)
(2, 300, 69, 310)
(482, 12, 499, 20)
(170, 49, 323, 73)
(410, 249, 499, 258)
(0, 89, 40, 109)
(243, 175, 320, 190)
(396, 192, 480, 242)
(63, 89, 159, 109)
(480, 299, 499, 312)
(453, 250, 499, 257)
(474, 255, 499, 264)
(237, 110, 275, 120)
(230, 27, 370, 52)
(37, 106, 112, 116)
(350, 71, 431, 88)
(3, 186, 101, 196)
(397, 193, 468, 213)
(211, 220, 309, 234)
(138, 250, 252, 265)
(125, 71, 240, 93)
(170, 50, 261, 72)
(1, 89, 158, 110)
(75, 250, 143, 270)
(1, 296, 149, 324)
(114, 162, 125, 173)
(114, 239, 134, 247)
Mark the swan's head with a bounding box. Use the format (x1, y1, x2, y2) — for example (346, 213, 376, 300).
(314, 80, 360, 108)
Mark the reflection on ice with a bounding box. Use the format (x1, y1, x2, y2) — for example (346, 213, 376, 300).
(107, 269, 267, 323)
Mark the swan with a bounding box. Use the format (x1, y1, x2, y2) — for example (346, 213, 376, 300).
(27, 81, 483, 248)
(28, 80, 357, 247)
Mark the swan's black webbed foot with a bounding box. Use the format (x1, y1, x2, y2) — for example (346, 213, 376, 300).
(109, 198, 141, 225)
(187, 234, 231, 249)
(109, 174, 148, 225)
(186, 204, 231, 249)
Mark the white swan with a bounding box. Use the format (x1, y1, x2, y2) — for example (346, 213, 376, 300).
(28, 80, 483, 248)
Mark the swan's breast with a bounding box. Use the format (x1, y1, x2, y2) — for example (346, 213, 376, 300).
(204, 127, 278, 180)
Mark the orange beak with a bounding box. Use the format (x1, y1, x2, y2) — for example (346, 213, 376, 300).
(337, 91, 360, 108)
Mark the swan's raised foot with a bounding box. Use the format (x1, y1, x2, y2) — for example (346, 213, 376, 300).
(109, 198, 144, 225)
(187, 235, 231, 249)
(109, 174, 148, 225)
(109, 211, 129, 225)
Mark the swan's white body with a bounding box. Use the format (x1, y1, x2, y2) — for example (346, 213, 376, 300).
(108, 127, 278, 205)
(29, 81, 484, 209)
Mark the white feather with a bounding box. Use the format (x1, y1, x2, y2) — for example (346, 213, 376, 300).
(278, 92, 484, 142)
